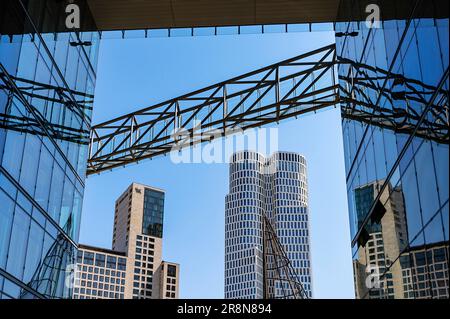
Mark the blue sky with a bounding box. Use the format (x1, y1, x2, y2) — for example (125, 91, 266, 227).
(80, 31, 355, 298)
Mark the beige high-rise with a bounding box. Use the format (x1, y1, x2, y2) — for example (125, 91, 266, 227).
(74, 183, 179, 299)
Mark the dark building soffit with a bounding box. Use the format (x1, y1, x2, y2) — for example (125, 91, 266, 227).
(2, 0, 448, 35)
(87, 0, 341, 31)
(86, 0, 449, 31)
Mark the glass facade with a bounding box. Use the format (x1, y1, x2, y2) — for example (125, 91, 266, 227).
(142, 188, 164, 238)
(0, 0, 99, 298)
(336, 0, 449, 298)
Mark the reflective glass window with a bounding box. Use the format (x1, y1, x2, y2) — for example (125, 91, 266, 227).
(6, 206, 30, 280)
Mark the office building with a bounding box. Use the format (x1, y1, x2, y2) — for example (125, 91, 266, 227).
(336, 0, 449, 298)
(73, 245, 127, 299)
(0, 0, 99, 299)
(73, 183, 179, 299)
(352, 180, 409, 299)
(400, 243, 449, 299)
(159, 261, 180, 299)
(224, 151, 312, 299)
(114, 183, 179, 299)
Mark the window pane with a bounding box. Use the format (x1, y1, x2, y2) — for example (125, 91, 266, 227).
(34, 145, 53, 210)
(23, 221, 44, 283)
(107, 256, 117, 269)
(1, 131, 25, 180)
(6, 206, 30, 280)
(0, 190, 14, 268)
(60, 180, 74, 232)
(19, 134, 41, 196)
(48, 163, 64, 222)
(95, 253, 105, 267)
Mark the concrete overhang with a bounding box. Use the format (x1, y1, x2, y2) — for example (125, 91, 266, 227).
(1, 0, 448, 36)
(86, 0, 341, 31)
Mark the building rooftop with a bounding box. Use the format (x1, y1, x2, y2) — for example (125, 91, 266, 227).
(78, 243, 127, 256)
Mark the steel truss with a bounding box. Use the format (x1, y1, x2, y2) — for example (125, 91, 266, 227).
(86, 44, 448, 175)
(263, 215, 309, 299)
(339, 57, 449, 144)
(87, 44, 338, 174)
(1, 44, 448, 175)
(0, 65, 94, 144)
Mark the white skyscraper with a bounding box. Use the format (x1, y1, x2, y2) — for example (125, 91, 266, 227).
(224, 151, 312, 299)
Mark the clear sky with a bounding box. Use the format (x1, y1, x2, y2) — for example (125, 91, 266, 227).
(80, 31, 355, 298)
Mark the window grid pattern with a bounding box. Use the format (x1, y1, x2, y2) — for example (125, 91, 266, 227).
(336, 0, 449, 299)
(0, 1, 100, 299)
(132, 234, 156, 299)
(225, 151, 312, 299)
(162, 264, 178, 299)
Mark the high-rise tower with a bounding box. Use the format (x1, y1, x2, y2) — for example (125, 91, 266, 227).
(73, 183, 179, 299)
(224, 151, 312, 299)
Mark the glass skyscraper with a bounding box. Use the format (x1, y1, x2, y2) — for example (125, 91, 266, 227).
(0, 0, 99, 298)
(224, 151, 312, 299)
(336, 0, 449, 298)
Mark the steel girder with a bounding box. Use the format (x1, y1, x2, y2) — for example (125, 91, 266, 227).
(1, 44, 448, 175)
(87, 44, 338, 174)
(338, 57, 449, 144)
(86, 44, 448, 175)
(0, 65, 94, 145)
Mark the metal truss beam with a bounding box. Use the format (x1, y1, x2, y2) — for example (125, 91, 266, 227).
(2, 44, 448, 175)
(263, 215, 309, 299)
(85, 44, 448, 175)
(87, 44, 338, 174)
(0, 66, 93, 144)
(338, 57, 449, 144)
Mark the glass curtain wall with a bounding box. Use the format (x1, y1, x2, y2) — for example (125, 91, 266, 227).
(336, 0, 449, 299)
(0, 0, 99, 299)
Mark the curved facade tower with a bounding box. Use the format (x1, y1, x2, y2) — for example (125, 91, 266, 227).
(225, 151, 312, 299)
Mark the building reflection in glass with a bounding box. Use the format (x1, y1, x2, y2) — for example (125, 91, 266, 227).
(352, 181, 449, 299)
(0, 0, 99, 299)
(337, 0, 449, 299)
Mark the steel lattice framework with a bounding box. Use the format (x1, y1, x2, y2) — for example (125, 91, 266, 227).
(86, 44, 448, 175)
(263, 215, 309, 299)
(0, 64, 93, 145)
(339, 57, 449, 144)
(87, 44, 338, 174)
(1, 43, 448, 176)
